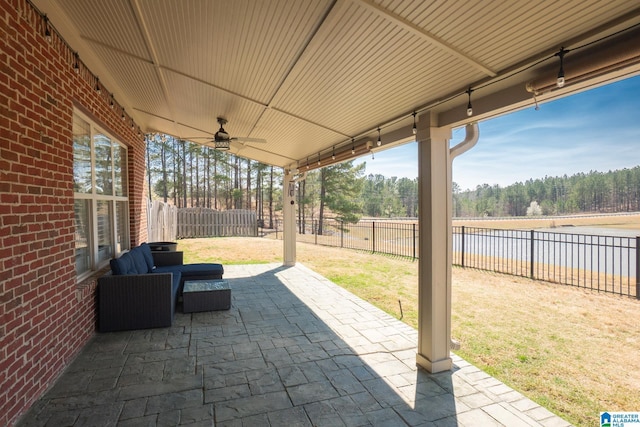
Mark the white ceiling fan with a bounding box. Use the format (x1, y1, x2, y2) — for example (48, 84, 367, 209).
(189, 117, 267, 150)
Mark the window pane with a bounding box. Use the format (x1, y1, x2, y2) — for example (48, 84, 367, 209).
(95, 134, 113, 195)
(73, 110, 130, 276)
(97, 200, 113, 263)
(114, 145, 127, 196)
(74, 199, 91, 274)
(73, 116, 92, 193)
(116, 201, 129, 253)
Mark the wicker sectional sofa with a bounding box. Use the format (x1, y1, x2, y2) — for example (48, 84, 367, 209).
(97, 243, 223, 332)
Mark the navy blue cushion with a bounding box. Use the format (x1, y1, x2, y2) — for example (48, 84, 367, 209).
(110, 252, 137, 275)
(110, 255, 127, 275)
(129, 247, 149, 274)
(139, 243, 155, 272)
(154, 263, 224, 277)
(110, 245, 157, 275)
(153, 265, 181, 275)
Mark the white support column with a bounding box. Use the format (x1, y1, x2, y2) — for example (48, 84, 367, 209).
(416, 112, 454, 373)
(283, 172, 297, 266)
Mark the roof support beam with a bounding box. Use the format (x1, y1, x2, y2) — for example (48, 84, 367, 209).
(438, 25, 640, 128)
(130, 0, 179, 136)
(354, 0, 496, 77)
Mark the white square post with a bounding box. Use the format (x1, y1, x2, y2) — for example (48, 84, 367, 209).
(283, 171, 297, 266)
(416, 112, 454, 373)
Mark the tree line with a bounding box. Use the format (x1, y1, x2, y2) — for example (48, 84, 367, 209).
(146, 135, 639, 227)
(146, 134, 281, 227)
(454, 167, 640, 217)
(145, 135, 367, 229)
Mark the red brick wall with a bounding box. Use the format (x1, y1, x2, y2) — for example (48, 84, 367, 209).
(0, 1, 148, 425)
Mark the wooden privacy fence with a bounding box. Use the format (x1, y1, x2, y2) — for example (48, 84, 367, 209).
(148, 202, 258, 239)
(177, 208, 257, 238)
(147, 200, 178, 242)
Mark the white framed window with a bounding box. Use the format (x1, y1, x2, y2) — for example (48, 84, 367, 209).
(73, 109, 129, 278)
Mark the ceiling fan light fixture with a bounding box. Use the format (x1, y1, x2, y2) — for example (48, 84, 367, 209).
(205, 116, 266, 149)
(214, 117, 230, 142)
(215, 127, 229, 141)
(215, 140, 231, 150)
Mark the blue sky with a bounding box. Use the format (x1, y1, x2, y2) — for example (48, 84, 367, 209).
(357, 74, 640, 191)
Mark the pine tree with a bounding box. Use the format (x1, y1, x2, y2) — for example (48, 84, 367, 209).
(318, 161, 365, 234)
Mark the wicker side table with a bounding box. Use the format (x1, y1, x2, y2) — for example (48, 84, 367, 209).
(182, 279, 231, 313)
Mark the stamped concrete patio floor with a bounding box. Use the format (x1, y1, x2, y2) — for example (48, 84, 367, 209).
(18, 263, 572, 426)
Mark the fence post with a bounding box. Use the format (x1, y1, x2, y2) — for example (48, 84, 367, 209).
(636, 236, 639, 299)
(530, 230, 535, 279)
(372, 221, 376, 253)
(314, 219, 318, 245)
(413, 223, 417, 260)
(340, 220, 344, 248)
(461, 226, 465, 267)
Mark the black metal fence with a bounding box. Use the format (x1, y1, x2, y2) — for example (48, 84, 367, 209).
(273, 218, 418, 258)
(453, 226, 639, 298)
(270, 218, 639, 298)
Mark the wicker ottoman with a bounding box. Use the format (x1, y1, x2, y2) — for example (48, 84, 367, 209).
(182, 279, 231, 313)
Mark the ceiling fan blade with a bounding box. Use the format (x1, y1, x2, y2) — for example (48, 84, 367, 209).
(232, 137, 267, 143)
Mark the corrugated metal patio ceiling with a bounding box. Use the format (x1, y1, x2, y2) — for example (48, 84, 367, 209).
(36, 0, 640, 168)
